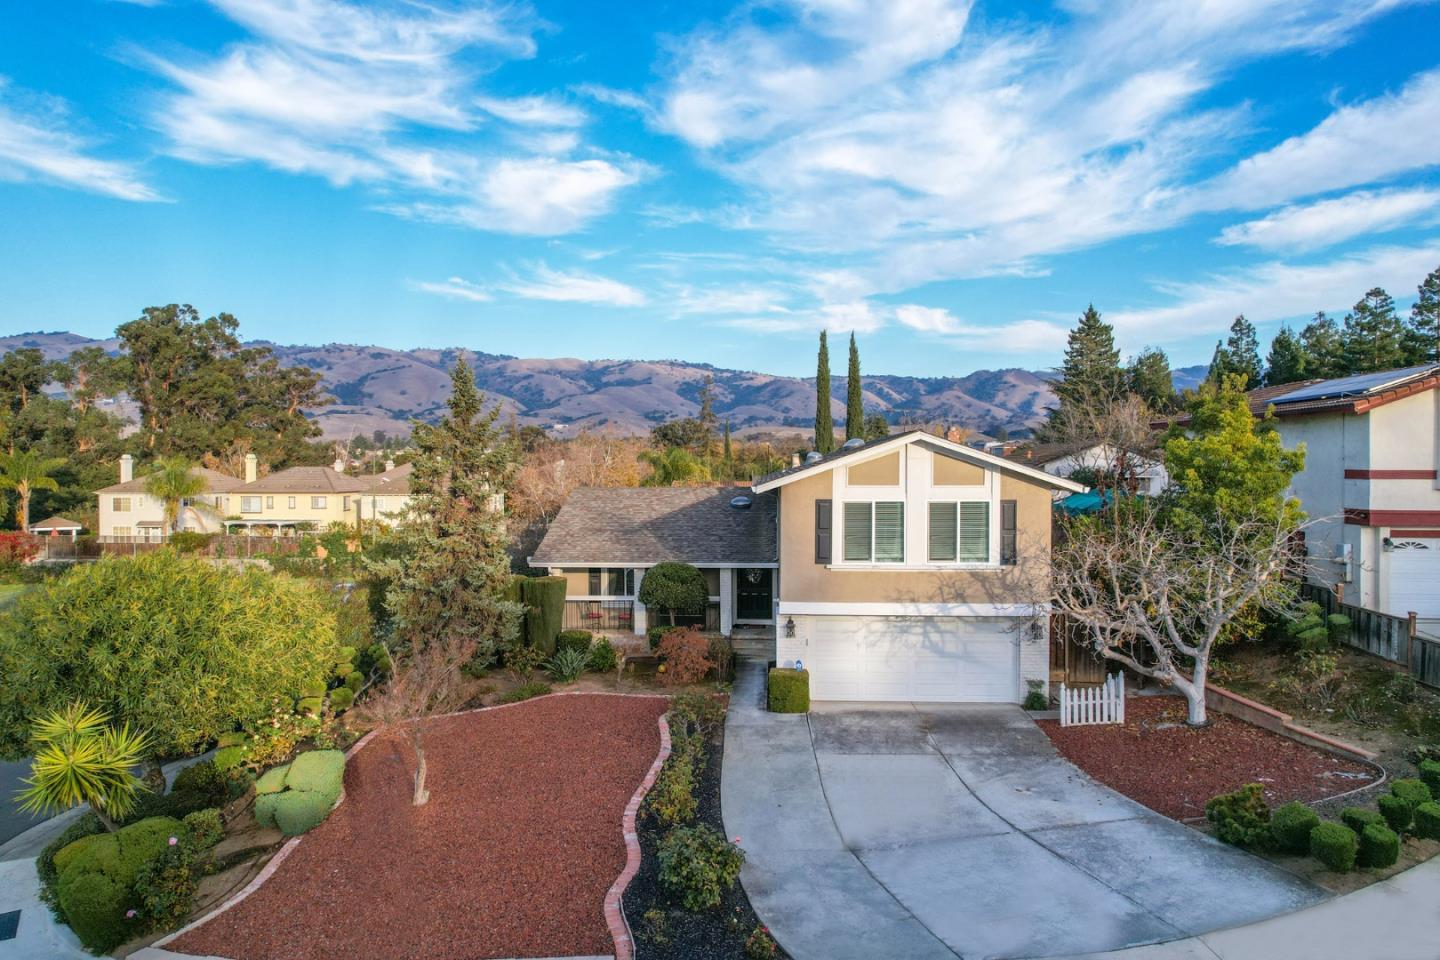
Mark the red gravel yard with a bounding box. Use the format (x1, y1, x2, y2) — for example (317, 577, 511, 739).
(1038, 695, 1378, 820)
(172, 694, 668, 960)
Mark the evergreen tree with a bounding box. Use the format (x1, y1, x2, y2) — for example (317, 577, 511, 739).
(379, 359, 524, 666)
(1341, 288, 1409, 373)
(1299, 312, 1347, 379)
(722, 419, 733, 464)
(696, 374, 718, 459)
(1406, 265, 1440, 364)
(1204, 340, 1233, 386)
(1263, 325, 1311, 386)
(1054, 305, 1122, 407)
(863, 412, 890, 441)
(814, 331, 835, 453)
(845, 333, 864, 441)
(1225, 315, 1262, 388)
(1126, 347, 1174, 411)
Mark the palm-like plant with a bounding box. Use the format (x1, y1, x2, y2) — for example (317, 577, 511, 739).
(17, 702, 149, 832)
(640, 448, 710, 487)
(144, 456, 215, 534)
(0, 449, 65, 532)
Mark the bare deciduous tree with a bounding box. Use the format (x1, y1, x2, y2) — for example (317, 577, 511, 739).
(1051, 506, 1303, 725)
(1040, 386, 1160, 502)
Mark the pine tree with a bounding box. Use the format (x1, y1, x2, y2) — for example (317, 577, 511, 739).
(1263, 325, 1311, 386)
(1054, 305, 1122, 407)
(814, 331, 835, 453)
(1204, 341, 1233, 386)
(1406, 265, 1439, 364)
(845, 333, 864, 441)
(1126, 347, 1174, 412)
(1299, 312, 1346, 379)
(1225, 315, 1262, 388)
(1342, 288, 1409, 374)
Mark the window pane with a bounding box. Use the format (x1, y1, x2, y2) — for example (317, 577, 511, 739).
(606, 568, 625, 595)
(874, 502, 904, 562)
(843, 502, 872, 561)
(928, 502, 957, 561)
(959, 501, 989, 562)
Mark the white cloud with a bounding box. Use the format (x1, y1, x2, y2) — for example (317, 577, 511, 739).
(411, 276, 492, 302)
(501, 265, 648, 306)
(472, 157, 641, 235)
(1216, 188, 1440, 252)
(893, 304, 1069, 350)
(476, 95, 585, 127)
(1107, 242, 1440, 339)
(0, 79, 160, 201)
(724, 300, 888, 335)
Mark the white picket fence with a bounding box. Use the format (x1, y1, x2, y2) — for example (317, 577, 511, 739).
(1058, 673, 1125, 727)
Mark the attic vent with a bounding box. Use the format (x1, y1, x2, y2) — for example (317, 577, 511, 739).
(842, 438, 866, 450)
(804, 451, 823, 464)
(729, 496, 752, 510)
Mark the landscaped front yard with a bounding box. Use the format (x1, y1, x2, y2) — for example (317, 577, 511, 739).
(169, 694, 668, 960)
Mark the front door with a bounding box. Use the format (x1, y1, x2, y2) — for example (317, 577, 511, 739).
(736, 568, 773, 621)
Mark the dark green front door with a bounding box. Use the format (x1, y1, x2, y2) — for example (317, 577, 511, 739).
(736, 568, 773, 621)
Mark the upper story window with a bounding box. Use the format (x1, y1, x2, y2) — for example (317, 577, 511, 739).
(288, 496, 297, 510)
(312, 496, 327, 509)
(112, 497, 131, 512)
(240, 496, 262, 514)
(928, 501, 989, 563)
(265, 496, 274, 509)
(842, 501, 904, 563)
(343, 496, 351, 512)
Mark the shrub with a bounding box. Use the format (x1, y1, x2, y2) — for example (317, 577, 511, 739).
(768, 669, 810, 714)
(182, 809, 224, 851)
(499, 681, 551, 704)
(133, 843, 197, 930)
(269, 790, 335, 837)
(1392, 778, 1433, 812)
(1310, 821, 1358, 872)
(297, 696, 324, 715)
(37, 814, 103, 919)
(1378, 794, 1413, 832)
(505, 644, 547, 682)
(213, 745, 246, 771)
(344, 670, 365, 692)
(57, 870, 130, 952)
(657, 627, 714, 686)
(328, 686, 355, 711)
(657, 824, 745, 911)
(556, 630, 594, 656)
(216, 732, 246, 749)
(172, 760, 229, 809)
(588, 637, 619, 673)
(1022, 689, 1049, 711)
(1357, 823, 1400, 869)
(709, 636, 735, 682)
(1326, 614, 1351, 647)
(54, 816, 181, 952)
(285, 750, 345, 805)
(166, 531, 215, 555)
(1205, 784, 1271, 848)
(1418, 759, 1440, 797)
(670, 692, 726, 738)
(547, 646, 590, 684)
(254, 763, 291, 796)
(745, 925, 779, 959)
(648, 624, 681, 651)
(1270, 801, 1321, 855)
(647, 752, 697, 827)
(638, 562, 708, 628)
(1341, 807, 1385, 835)
(521, 576, 566, 655)
(1413, 801, 1440, 840)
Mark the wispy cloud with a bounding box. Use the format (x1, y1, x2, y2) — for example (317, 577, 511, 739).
(501, 264, 648, 306)
(0, 78, 160, 201)
(410, 276, 492, 302)
(476, 94, 585, 127)
(1216, 188, 1440, 252)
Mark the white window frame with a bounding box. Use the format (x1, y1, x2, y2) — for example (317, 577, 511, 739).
(311, 496, 327, 509)
(288, 496, 296, 510)
(240, 496, 263, 514)
(265, 496, 274, 509)
(927, 499, 993, 566)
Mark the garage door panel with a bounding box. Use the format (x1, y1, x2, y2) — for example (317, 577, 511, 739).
(1389, 543, 1440, 619)
(807, 617, 1018, 703)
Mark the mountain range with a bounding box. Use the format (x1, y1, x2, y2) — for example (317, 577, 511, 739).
(0, 331, 1208, 442)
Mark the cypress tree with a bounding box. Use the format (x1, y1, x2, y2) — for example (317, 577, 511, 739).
(1406, 265, 1439, 364)
(723, 418, 732, 463)
(1225, 315, 1262, 388)
(845, 332, 864, 441)
(1263, 325, 1310, 386)
(1054, 305, 1122, 407)
(814, 331, 834, 453)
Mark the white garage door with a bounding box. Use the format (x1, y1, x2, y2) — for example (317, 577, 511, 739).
(1388, 541, 1440, 619)
(805, 617, 1019, 703)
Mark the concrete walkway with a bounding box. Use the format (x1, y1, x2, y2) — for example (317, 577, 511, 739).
(723, 660, 1326, 960)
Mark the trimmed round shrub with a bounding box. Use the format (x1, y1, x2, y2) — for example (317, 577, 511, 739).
(285, 750, 345, 805)
(57, 870, 130, 952)
(1270, 801, 1321, 855)
(297, 696, 324, 715)
(328, 686, 355, 712)
(216, 731, 247, 749)
(556, 630, 594, 657)
(299, 679, 327, 699)
(1206, 784, 1271, 848)
(638, 562, 709, 631)
(1419, 759, 1440, 797)
(1413, 801, 1440, 840)
(588, 637, 619, 673)
(1392, 778, 1433, 812)
(254, 763, 291, 796)
(335, 645, 357, 664)
(37, 814, 103, 918)
(1379, 793, 1414, 833)
(1310, 822, 1358, 872)
(344, 670, 364, 692)
(657, 824, 746, 911)
(768, 668, 810, 714)
(1341, 807, 1385, 835)
(270, 790, 334, 837)
(54, 816, 182, 952)
(1357, 823, 1400, 869)
(182, 809, 224, 851)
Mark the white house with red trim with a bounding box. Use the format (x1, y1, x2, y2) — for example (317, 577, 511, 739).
(1247, 364, 1440, 621)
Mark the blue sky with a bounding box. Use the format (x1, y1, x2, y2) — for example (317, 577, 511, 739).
(2, 0, 1439, 378)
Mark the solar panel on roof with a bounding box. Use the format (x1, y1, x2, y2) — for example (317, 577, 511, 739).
(1270, 364, 1438, 405)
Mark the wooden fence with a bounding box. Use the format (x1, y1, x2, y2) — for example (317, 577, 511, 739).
(1300, 581, 1440, 689)
(1059, 673, 1125, 727)
(1050, 612, 1110, 686)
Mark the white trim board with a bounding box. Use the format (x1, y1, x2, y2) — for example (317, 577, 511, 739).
(777, 602, 1047, 617)
(533, 560, 778, 568)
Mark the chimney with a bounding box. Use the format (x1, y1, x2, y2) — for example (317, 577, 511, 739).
(333, 457, 346, 474)
(945, 426, 964, 444)
(791, 452, 802, 468)
(119, 454, 133, 484)
(244, 453, 258, 484)
(384, 459, 395, 472)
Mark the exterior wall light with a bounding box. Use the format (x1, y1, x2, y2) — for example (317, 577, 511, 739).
(785, 616, 796, 638)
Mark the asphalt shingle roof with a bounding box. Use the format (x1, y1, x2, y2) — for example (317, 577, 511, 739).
(531, 486, 777, 566)
(242, 466, 370, 494)
(96, 466, 246, 495)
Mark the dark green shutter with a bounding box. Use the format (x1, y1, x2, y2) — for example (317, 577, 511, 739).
(928, 502, 957, 561)
(815, 499, 832, 564)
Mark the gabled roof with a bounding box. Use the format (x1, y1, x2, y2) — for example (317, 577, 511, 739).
(31, 515, 82, 531)
(750, 429, 1087, 493)
(241, 466, 370, 494)
(96, 466, 246, 495)
(1167, 364, 1440, 425)
(531, 487, 777, 567)
(357, 462, 412, 496)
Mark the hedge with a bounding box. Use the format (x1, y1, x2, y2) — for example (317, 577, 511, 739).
(1414, 801, 1440, 840)
(1419, 759, 1440, 797)
(521, 576, 566, 655)
(768, 669, 810, 713)
(1379, 794, 1414, 833)
(1341, 807, 1385, 836)
(1357, 823, 1400, 869)
(1310, 822, 1358, 872)
(1392, 778, 1433, 812)
(556, 630, 594, 656)
(1270, 801, 1320, 855)
(54, 816, 183, 952)
(253, 749, 345, 837)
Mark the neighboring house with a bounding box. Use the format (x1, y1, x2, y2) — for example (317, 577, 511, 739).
(532, 430, 1084, 703)
(95, 454, 416, 540)
(29, 516, 83, 538)
(1010, 442, 1170, 497)
(1234, 364, 1440, 621)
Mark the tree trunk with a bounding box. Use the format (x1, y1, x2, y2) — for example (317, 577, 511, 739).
(95, 807, 117, 833)
(410, 730, 429, 806)
(18, 490, 29, 533)
(142, 758, 166, 795)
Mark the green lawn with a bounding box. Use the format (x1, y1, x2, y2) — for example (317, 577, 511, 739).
(0, 584, 30, 608)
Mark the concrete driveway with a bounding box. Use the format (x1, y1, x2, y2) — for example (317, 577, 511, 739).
(723, 663, 1326, 960)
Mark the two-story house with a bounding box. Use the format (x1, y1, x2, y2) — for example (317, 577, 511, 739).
(531, 430, 1083, 703)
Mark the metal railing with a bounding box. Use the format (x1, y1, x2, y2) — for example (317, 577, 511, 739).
(563, 599, 635, 632)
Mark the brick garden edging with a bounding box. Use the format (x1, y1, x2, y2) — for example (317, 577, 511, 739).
(1203, 683, 1381, 762)
(151, 690, 672, 960)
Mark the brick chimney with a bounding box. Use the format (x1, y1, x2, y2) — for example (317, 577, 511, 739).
(945, 426, 965, 444)
(791, 452, 802, 468)
(244, 453, 258, 483)
(119, 454, 133, 484)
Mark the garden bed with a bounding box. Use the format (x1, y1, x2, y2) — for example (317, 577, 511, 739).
(623, 699, 785, 960)
(168, 694, 668, 960)
(1038, 695, 1379, 820)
